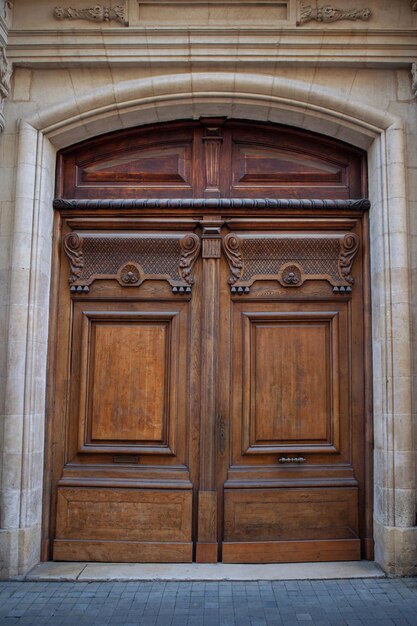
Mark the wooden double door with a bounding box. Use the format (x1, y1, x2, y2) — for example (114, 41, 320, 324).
(44, 120, 373, 563)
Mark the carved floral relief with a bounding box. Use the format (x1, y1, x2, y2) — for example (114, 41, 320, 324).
(297, 2, 371, 25)
(0, 45, 12, 132)
(0, 0, 13, 26)
(54, 3, 128, 26)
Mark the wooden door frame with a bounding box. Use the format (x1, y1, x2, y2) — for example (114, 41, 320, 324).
(42, 118, 372, 562)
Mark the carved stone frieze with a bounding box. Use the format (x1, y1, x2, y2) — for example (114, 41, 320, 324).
(54, 3, 128, 26)
(223, 232, 360, 295)
(0, 45, 12, 132)
(0, 0, 13, 27)
(297, 2, 371, 25)
(63, 231, 200, 295)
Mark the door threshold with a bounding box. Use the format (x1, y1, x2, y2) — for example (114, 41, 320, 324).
(26, 561, 384, 582)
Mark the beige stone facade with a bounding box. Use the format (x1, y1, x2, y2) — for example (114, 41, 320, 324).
(0, 0, 416, 579)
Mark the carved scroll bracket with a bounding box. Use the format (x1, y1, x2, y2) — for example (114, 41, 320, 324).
(297, 2, 371, 25)
(223, 233, 244, 286)
(0, 1, 13, 27)
(412, 62, 417, 98)
(0, 45, 12, 132)
(54, 3, 128, 26)
(63, 232, 85, 288)
(338, 233, 360, 286)
(178, 233, 201, 288)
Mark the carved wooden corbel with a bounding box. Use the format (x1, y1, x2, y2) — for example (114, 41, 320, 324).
(63, 232, 85, 287)
(297, 2, 371, 25)
(338, 233, 360, 285)
(223, 234, 244, 286)
(54, 3, 128, 26)
(178, 233, 201, 286)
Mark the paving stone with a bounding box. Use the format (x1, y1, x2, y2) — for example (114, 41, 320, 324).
(0, 577, 416, 625)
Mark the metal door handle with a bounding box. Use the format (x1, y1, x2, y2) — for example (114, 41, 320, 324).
(278, 456, 306, 463)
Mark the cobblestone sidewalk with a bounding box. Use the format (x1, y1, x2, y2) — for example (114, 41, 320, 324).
(0, 577, 416, 626)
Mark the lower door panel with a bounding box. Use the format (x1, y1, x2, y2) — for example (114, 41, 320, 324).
(222, 487, 360, 563)
(53, 488, 193, 562)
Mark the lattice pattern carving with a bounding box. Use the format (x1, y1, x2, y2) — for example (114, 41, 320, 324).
(223, 232, 360, 294)
(63, 231, 200, 294)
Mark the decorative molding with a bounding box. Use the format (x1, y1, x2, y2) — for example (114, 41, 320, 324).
(200, 217, 223, 259)
(223, 232, 360, 294)
(0, 44, 11, 132)
(54, 3, 128, 26)
(412, 62, 417, 97)
(200, 117, 226, 196)
(53, 198, 371, 211)
(297, 2, 371, 26)
(63, 231, 200, 294)
(223, 234, 244, 285)
(338, 233, 360, 285)
(178, 234, 201, 284)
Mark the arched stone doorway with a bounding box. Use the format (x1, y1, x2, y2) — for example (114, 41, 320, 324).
(4, 70, 414, 577)
(44, 118, 373, 563)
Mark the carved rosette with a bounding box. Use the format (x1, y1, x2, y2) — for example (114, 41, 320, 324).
(178, 233, 201, 287)
(54, 3, 128, 25)
(298, 2, 371, 25)
(223, 234, 244, 286)
(117, 262, 143, 287)
(63, 232, 84, 285)
(338, 233, 360, 285)
(279, 263, 304, 287)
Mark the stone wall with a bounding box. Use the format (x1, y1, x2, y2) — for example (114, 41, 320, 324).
(0, 0, 416, 578)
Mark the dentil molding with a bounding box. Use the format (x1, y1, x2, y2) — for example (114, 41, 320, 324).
(297, 2, 371, 25)
(54, 3, 128, 26)
(0, 44, 11, 131)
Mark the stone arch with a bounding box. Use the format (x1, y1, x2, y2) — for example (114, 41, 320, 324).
(3, 71, 414, 577)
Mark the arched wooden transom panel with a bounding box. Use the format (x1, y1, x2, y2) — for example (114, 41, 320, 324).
(56, 119, 366, 199)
